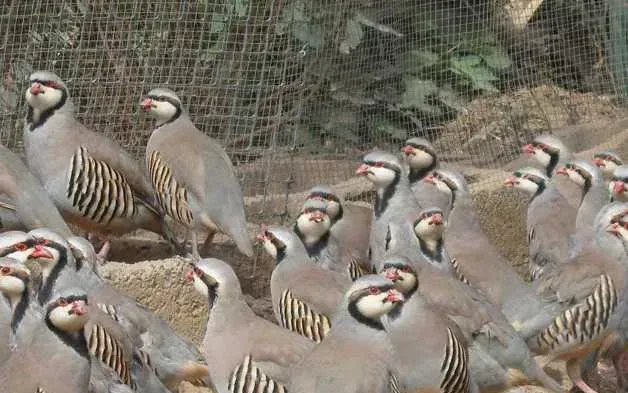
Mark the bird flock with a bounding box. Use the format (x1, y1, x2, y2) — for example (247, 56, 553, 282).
(0, 70, 627, 393)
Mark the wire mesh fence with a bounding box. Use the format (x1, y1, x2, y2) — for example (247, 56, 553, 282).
(1, 0, 627, 222)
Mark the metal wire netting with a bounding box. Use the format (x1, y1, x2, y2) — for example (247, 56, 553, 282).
(1, 0, 627, 220)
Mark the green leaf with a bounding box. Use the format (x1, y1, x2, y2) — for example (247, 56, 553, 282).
(401, 49, 441, 75)
(293, 23, 325, 48)
(277, 0, 325, 48)
(479, 46, 512, 70)
(437, 85, 467, 112)
(375, 120, 407, 140)
(401, 78, 441, 114)
(450, 54, 483, 71)
(276, 0, 308, 35)
(234, 0, 249, 18)
(339, 18, 364, 54)
(449, 55, 499, 93)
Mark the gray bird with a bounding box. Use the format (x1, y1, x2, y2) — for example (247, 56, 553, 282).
(356, 151, 421, 268)
(188, 257, 314, 393)
(142, 88, 253, 258)
(556, 160, 610, 240)
(592, 150, 623, 180)
(401, 137, 451, 215)
(0, 143, 72, 236)
(258, 226, 351, 343)
(379, 254, 476, 393)
(0, 286, 91, 393)
(0, 257, 41, 365)
(610, 165, 628, 203)
(504, 167, 577, 279)
(523, 134, 581, 210)
(293, 198, 333, 262)
(288, 275, 404, 393)
(379, 256, 563, 393)
(67, 235, 212, 390)
(22, 71, 174, 261)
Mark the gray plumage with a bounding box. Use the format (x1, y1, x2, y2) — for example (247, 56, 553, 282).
(143, 88, 253, 257)
(0, 143, 71, 236)
(523, 134, 581, 210)
(505, 167, 577, 279)
(190, 257, 313, 393)
(610, 165, 628, 202)
(401, 137, 451, 215)
(288, 275, 403, 393)
(380, 255, 475, 393)
(0, 286, 91, 393)
(22, 71, 171, 245)
(260, 226, 351, 343)
(356, 151, 421, 269)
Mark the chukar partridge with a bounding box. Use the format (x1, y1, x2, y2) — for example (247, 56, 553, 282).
(592, 150, 623, 180)
(187, 257, 314, 393)
(66, 235, 212, 390)
(401, 137, 451, 215)
(0, 257, 41, 365)
(522, 134, 582, 209)
(0, 143, 72, 236)
(504, 167, 577, 279)
(380, 254, 476, 393)
(0, 286, 91, 393)
(258, 225, 351, 342)
(288, 275, 404, 393)
(556, 160, 611, 240)
(22, 71, 175, 260)
(141, 88, 253, 258)
(378, 256, 563, 393)
(610, 165, 628, 202)
(293, 198, 332, 261)
(356, 151, 421, 268)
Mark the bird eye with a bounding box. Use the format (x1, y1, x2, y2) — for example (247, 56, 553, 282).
(368, 287, 381, 295)
(0, 266, 9, 274)
(14, 243, 27, 251)
(38, 238, 49, 246)
(373, 162, 385, 168)
(401, 265, 411, 273)
(57, 298, 68, 307)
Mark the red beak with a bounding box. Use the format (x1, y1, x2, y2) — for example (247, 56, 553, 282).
(309, 211, 325, 222)
(522, 144, 535, 155)
(614, 181, 626, 194)
(355, 163, 370, 176)
(70, 300, 88, 316)
(385, 289, 403, 303)
(401, 145, 416, 156)
(29, 244, 53, 259)
(503, 176, 518, 187)
(140, 98, 153, 110)
(555, 167, 568, 176)
(186, 270, 195, 281)
(385, 268, 401, 281)
(593, 157, 606, 167)
(30, 83, 43, 95)
(430, 213, 443, 225)
(607, 223, 622, 238)
(423, 174, 436, 185)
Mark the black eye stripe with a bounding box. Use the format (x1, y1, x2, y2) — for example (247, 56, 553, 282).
(364, 160, 401, 173)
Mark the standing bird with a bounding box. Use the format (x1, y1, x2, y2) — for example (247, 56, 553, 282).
(522, 134, 581, 209)
(22, 71, 173, 261)
(187, 257, 314, 393)
(293, 198, 332, 262)
(555, 160, 610, 240)
(592, 150, 623, 180)
(288, 275, 404, 393)
(401, 137, 451, 215)
(380, 254, 476, 393)
(610, 166, 628, 202)
(141, 88, 253, 258)
(0, 287, 91, 393)
(504, 167, 577, 279)
(0, 143, 72, 236)
(258, 226, 351, 343)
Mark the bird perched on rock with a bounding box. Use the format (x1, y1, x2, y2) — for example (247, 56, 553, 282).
(22, 71, 174, 261)
(504, 167, 577, 279)
(141, 88, 253, 258)
(592, 150, 623, 180)
(401, 137, 451, 215)
(187, 257, 314, 393)
(0, 142, 72, 236)
(0, 286, 91, 393)
(522, 134, 581, 209)
(610, 166, 628, 202)
(258, 225, 351, 343)
(288, 275, 404, 393)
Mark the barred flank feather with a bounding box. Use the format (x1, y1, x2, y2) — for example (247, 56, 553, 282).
(88, 324, 131, 386)
(228, 355, 287, 393)
(441, 327, 471, 393)
(279, 289, 331, 343)
(449, 258, 469, 285)
(66, 146, 135, 224)
(147, 151, 193, 226)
